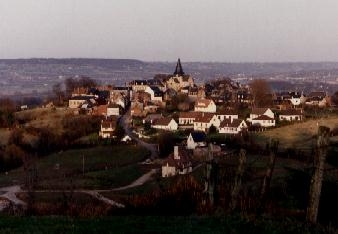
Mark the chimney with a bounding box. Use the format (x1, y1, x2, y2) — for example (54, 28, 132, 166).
(174, 146, 179, 159)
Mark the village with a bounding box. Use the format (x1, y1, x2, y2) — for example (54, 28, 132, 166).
(63, 58, 334, 178)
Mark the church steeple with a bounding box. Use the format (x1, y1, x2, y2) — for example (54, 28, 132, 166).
(173, 58, 185, 76)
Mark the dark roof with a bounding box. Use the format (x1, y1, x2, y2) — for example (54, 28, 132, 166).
(220, 119, 245, 128)
(149, 86, 163, 97)
(107, 103, 120, 108)
(173, 58, 185, 76)
(251, 108, 270, 115)
(194, 113, 215, 123)
(163, 147, 191, 168)
(153, 117, 174, 126)
(113, 86, 131, 91)
(217, 109, 238, 115)
(69, 96, 94, 100)
(179, 112, 202, 119)
(131, 80, 148, 85)
(147, 79, 162, 86)
(253, 115, 274, 120)
(308, 91, 325, 97)
(190, 131, 206, 142)
(279, 109, 303, 116)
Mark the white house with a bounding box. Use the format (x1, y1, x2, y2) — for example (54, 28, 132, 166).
(145, 86, 163, 102)
(152, 117, 178, 131)
(99, 118, 117, 139)
(179, 112, 201, 126)
(162, 146, 192, 177)
(305, 92, 327, 107)
(194, 99, 216, 113)
(289, 96, 302, 106)
(68, 96, 95, 108)
(248, 108, 274, 122)
(251, 115, 275, 127)
(279, 109, 303, 121)
(193, 113, 220, 132)
(187, 131, 207, 149)
(107, 103, 120, 116)
(216, 110, 239, 122)
(219, 119, 247, 134)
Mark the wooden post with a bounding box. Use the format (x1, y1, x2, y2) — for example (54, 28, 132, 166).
(259, 139, 279, 212)
(230, 149, 246, 211)
(306, 126, 330, 224)
(204, 144, 217, 206)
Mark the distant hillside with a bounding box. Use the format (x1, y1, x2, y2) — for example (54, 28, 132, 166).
(0, 58, 338, 96)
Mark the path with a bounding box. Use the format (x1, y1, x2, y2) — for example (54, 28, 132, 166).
(120, 107, 158, 159)
(0, 168, 158, 211)
(112, 169, 158, 191)
(0, 185, 26, 210)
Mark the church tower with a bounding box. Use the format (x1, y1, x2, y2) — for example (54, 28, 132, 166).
(173, 58, 185, 76)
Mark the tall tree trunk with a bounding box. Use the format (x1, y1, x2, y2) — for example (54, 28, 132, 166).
(259, 139, 279, 212)
(230, 149, 246, 211)
(306, 126, 330, 224)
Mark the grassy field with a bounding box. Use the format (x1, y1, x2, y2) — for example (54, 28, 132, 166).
(254, 116, 338, 149)
(0, 145, 150, 189)
(15, 107, 73, 134)
(0, 215, 333, 234)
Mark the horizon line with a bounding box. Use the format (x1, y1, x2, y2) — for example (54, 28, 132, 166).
(1, 57, 338, 64)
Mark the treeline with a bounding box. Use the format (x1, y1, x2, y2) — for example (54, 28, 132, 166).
(0, 115, 101, 172)
(52, 76, 98, 105)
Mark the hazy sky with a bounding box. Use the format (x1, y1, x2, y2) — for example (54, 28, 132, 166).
(1, 0, 338, 62)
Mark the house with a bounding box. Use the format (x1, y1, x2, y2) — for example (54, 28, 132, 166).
(144, 103, 160, 114)
(152, 117, 178, 131)
(107, 103, 121, 116)
(251, 115, 275, 127)
(68, 96, 95, 108)
(99, 118, 117, 139)
(194, 99, 216, 113)
(305, 91, 327, 107)
(142, 114, 162, 124)
(179, 112, 202, 126)
(279, 109, 303, 121)
(187, 131, 207, 149)
(110, 91, 128, 109)
(193, 113, 220, 132)
(145, 86, 163, 102)
(130, 80, 149, 92)
(130, 101, 144, 117)
(216, 109, 239, 122)
(165, 59, 194, 91)
(248, 108, 275, 122)
(162, 146, 192, 177)
(219, 119, 247, 134)
(92, 104, 108, 116)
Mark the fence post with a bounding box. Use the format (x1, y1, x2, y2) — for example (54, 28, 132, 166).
(306, 126, 330, 224)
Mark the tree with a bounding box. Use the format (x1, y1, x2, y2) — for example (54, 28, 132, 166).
(249, 79, 272, 107)
(52, 82, 65, 106)
(208, 125, 217, 134)
(157, 132, 175, 158)
(331, 91, 338, 106)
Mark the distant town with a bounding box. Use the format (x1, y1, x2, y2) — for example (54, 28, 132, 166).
(0, 58, 337, 232)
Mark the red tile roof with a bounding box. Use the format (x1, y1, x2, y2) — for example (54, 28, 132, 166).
(153, 117, 174, 126)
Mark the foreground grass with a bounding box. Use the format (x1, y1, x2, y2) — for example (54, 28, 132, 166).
(0, 145, 150, 189)
(0, 215, 333, 234)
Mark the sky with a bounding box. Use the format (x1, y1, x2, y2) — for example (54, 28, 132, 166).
(1, 0, 338, 62)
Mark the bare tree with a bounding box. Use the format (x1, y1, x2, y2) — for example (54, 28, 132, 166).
(249, 79, 272, 107)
